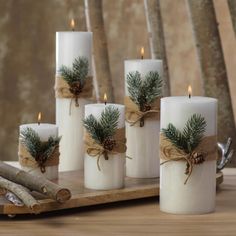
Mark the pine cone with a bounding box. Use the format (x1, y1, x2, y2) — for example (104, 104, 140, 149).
(35, 155, 47, 173)
(190, 151, 205, 165)
(103, 138, 116, 151)
(69, 81, 82, 96)
(142, 104, 151, 112)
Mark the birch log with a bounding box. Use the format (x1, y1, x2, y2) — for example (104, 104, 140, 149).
(85, 0, 114, 102)
(228, 0, 236, 35)
(143, 0, 170, 96)
(188, 0, 236, 165)
(0, 161, 71, 202)
(0, 176, 40, 214)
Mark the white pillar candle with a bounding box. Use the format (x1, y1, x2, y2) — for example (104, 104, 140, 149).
(84, 104, 125, 190)
(124, 59, 163, 178)
(56, 31, 93, 171)
(160, 96, 218, 214)
(19, 123, 59, 180)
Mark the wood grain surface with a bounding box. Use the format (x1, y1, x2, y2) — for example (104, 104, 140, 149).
(0, 169, 233, 235)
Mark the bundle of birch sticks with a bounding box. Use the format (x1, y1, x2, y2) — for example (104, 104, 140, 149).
(0, 161, 71, 214)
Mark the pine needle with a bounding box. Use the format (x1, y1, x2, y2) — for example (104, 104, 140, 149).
(183, 114, 206, 151)
(20, 127, 61, 161)
(162, 114, 206, 153)
(126, 70, 162, 110)
(59, 57, 89, 87)
(20, 127, 41, 158)
(162, 123, 187, 151)
(83, 106, 120, 144)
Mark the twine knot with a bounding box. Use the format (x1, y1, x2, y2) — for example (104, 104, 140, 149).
(160, 133, 217, 184)
(124, 96, 160, 127)
(69, 81, 82, 107)
(183, 151, 206, 183)
(85, 128, 126, 171)
(19, 144, 60, 173)
(54, 75, 93, 115)
(128, 109, 160, 127)
(86, 146, 118, 171)
(35, 155, 47, 173)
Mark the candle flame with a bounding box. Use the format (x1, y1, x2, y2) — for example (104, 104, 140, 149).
(38, 112, 42, 125)
(188, 85, 192, 99)
(141, 47, 144, 59)
(70, 19, 75, 31)
(104, 93, 107, 105)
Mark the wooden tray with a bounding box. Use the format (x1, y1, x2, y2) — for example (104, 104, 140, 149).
(0, 171, 159, 215)
(0, 171, 223, 215)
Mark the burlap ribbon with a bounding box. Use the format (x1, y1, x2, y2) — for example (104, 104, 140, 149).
(55, 75, 93, 114)
(55, 75, 93, 99)
(160, 133, 217, 184)
(84, 128, 127, 171)
(124, 96, 160, 127)
(18, 142, 59, 173)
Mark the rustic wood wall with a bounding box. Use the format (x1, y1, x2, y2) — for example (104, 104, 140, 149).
(0, 0, 235, 161)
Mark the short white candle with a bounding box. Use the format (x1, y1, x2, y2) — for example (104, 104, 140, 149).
(124, 59, 163, 178)
(19, 123, 59, 180)
(84, 103, 125, 190)
(56, 30, 93, 171)
(160, 96, 218, 214)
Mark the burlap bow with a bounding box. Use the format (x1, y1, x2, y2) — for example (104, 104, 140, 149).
(160, 133, 217, 184)
(54, 75, 93, 115)
(124, 96, 160, 127)
(84, 128, 127, 171)
(18, 142, 59, 173)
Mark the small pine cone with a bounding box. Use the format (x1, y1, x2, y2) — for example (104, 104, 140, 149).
(143, 104, 151, 112)
(69, 82, 82, 96)
(103, 138, 116, 151)
(191, 152, 205, 165)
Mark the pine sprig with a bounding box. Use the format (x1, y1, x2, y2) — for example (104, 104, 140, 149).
(127, 71, 142, 106)
(143, 71, 162, 104)
(59, 57, 89, 87)
(20, 127, 41, 158)
(83, 106, 120, 145)
(100, 106, 119, 138)
(83, 115, 104, 144)
(162, 114, 206, 153)
(20, 127, 61, 161)
(183, 114, 206, 152)
(127, 70, 162, 111)
(162, 123, 187, 152)
(40, 136, 61, 160)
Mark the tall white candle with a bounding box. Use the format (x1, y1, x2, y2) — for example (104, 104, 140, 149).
(124, 59, 163, 178)
(160, 96, 218, 214)
(56, 31, 93, 171)
(19, 123, 59, 180)
(84, 104, 125, 190)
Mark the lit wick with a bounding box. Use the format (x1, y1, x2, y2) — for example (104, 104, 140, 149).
(104, 93, 107, 105)
(70, 19, 75, 31)
(188, 85, 192, 99)
(141, 47, 144, 60)
(38, 112, 42, 125)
